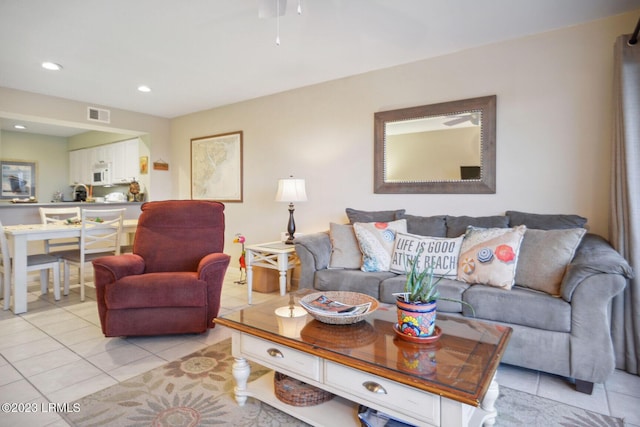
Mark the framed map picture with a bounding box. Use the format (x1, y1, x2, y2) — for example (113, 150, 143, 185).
(191, 131, 243, 202)
(1, 160, 36, 199)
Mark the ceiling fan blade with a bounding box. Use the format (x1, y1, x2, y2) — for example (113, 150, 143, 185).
(443, 115, 471, 126)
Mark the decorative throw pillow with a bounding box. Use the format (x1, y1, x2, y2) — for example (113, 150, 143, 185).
(353, 219, 407, 272)
(390, 232, 463, 278)
(457, 225, 526, 290)
(515, 228, 586, 295)
(328, 223, 362, 269)
(346, 208, 406, 224)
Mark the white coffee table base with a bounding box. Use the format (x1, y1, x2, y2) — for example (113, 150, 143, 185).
(230, 333, 499, 427)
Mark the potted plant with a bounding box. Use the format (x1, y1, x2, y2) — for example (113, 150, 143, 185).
(396, 249, 474, 340)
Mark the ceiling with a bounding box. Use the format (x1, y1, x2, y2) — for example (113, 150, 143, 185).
(1, 0, 639, 137)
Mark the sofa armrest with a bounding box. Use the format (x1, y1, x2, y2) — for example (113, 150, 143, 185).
(561, 233, 633, 302)
(294, 231, 331, 289)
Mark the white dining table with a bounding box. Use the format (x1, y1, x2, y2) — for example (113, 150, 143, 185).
(3, 219, 138, 314)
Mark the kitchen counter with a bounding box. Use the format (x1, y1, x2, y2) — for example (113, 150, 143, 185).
(0, 201, 143, 225)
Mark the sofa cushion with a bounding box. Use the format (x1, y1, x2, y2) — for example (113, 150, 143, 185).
(105, 272, 206, 309)
(353, 219, 407, 272)
(314, 269, 396, 299)
(515, 228, 587, 296)
(445, 215, 509, 237)
(506, 210, 588, 230)
(457, 225, 526, 290)
(328, 223, 361, 269)
(379, 275, 469, 310)
(396, 214, 447, 237)
(390, 232, 462, 278)
(346, 208, 406, 224)
(462, 285, 571, 333)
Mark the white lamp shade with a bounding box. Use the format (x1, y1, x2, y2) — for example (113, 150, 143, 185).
(275, 178, 307, 202)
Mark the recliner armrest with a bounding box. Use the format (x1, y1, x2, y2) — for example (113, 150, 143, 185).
(93, 254, 146, 284)
(198, 253, 231, 281)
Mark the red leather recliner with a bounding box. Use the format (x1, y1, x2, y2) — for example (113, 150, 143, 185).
(92, 200, 231, 337)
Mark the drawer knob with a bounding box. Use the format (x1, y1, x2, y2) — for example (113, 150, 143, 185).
(267, 348, 284, 358)
(363, 381, 387, 394)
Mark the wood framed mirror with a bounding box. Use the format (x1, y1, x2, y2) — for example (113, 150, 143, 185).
(374, 95, 496, 194)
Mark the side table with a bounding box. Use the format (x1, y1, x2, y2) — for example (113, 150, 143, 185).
(245, 241, 298, 304)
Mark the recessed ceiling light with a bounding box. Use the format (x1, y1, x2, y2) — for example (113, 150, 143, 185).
(137, 85, 151, 93)
(13, 124, 26, 130)
(42, 61, 63, 71)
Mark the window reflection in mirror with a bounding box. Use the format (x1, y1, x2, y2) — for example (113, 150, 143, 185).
(374, 95, 496, 194)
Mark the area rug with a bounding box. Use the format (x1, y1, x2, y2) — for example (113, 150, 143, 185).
(64, 339, 622, 427)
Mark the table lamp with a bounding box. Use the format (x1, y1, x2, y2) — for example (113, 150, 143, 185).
(275, 176, 307, 244)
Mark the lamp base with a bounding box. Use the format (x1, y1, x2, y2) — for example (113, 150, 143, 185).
(285, 203, 296, 245)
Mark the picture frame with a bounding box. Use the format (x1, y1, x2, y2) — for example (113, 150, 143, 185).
(1, 160, 37, 199)
(191, 131, 243, 202)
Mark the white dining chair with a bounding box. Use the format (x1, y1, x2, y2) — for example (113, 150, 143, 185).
(57, 208, 125, 301)
(1, 220, 61, 311)
(38, 206, 81, 295)
(39, 207, 82, 254)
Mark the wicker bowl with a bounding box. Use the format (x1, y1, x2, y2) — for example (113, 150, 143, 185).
(299, 291, 379, 325)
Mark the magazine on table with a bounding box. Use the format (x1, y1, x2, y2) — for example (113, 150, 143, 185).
(300, 295, 371, 316)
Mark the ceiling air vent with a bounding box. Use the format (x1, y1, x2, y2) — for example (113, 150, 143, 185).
(87, 106, 111, 124)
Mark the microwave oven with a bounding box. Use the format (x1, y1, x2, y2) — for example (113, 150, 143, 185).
(92, 162, 112, 186)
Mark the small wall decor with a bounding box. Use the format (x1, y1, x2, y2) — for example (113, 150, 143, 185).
(1, 160, 36, 199)
(191, 131, 243, 202)
(152, 159, 169, 171)
(139, 156, 149, 175)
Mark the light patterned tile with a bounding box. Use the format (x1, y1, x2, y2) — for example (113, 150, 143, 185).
(28, 360, 104, 395)
(496, 363, 539, 395)
(86, 344, 153, 372)
(0, 378, 43, 402)
(608, 390, 640, 425)
(68, 336, 128, 358)
(14, 348, 82, 378)
(108, 355, 166, 382)
(1, 337, 65, 363)
(606, 369, 640, 398)
(47, 372, 117, 403)
(0, 363, 24, 387)
(537, 373, 609, 415)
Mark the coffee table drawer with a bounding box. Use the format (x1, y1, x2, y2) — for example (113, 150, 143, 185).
(239, 334, 321, 381)
(325, 362, 440, 425)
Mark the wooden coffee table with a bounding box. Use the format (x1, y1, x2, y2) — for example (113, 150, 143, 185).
(215, 292, 511, 427)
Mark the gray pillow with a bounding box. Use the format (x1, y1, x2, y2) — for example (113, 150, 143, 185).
(515, 228, 587, 295)
(328, 223, 362, 269)
(397, 214, 447, 237)
(506, 210, 588, 230)
(445, 215, 509, 237)
(346, 208, 406, 224)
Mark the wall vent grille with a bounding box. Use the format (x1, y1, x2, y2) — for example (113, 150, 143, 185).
(87, 107, 111, 123)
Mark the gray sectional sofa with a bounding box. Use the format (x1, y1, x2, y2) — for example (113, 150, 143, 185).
(294, 209, 633, 393)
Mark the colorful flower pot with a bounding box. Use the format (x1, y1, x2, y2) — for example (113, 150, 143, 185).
(396, 298, 437, 338)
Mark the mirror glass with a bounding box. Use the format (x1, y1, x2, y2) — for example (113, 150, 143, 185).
(374, 96, 496, 194)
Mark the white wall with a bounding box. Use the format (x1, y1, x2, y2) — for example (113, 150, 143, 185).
(170, 12, 637, 263)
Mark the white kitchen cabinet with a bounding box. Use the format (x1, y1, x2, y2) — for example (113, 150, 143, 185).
(111, 138, 140, 184)
(69, 148, 92, 185)
(68, 138, 139, 186)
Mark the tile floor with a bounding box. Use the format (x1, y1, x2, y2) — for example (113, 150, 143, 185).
(0, 269, 639, 427)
